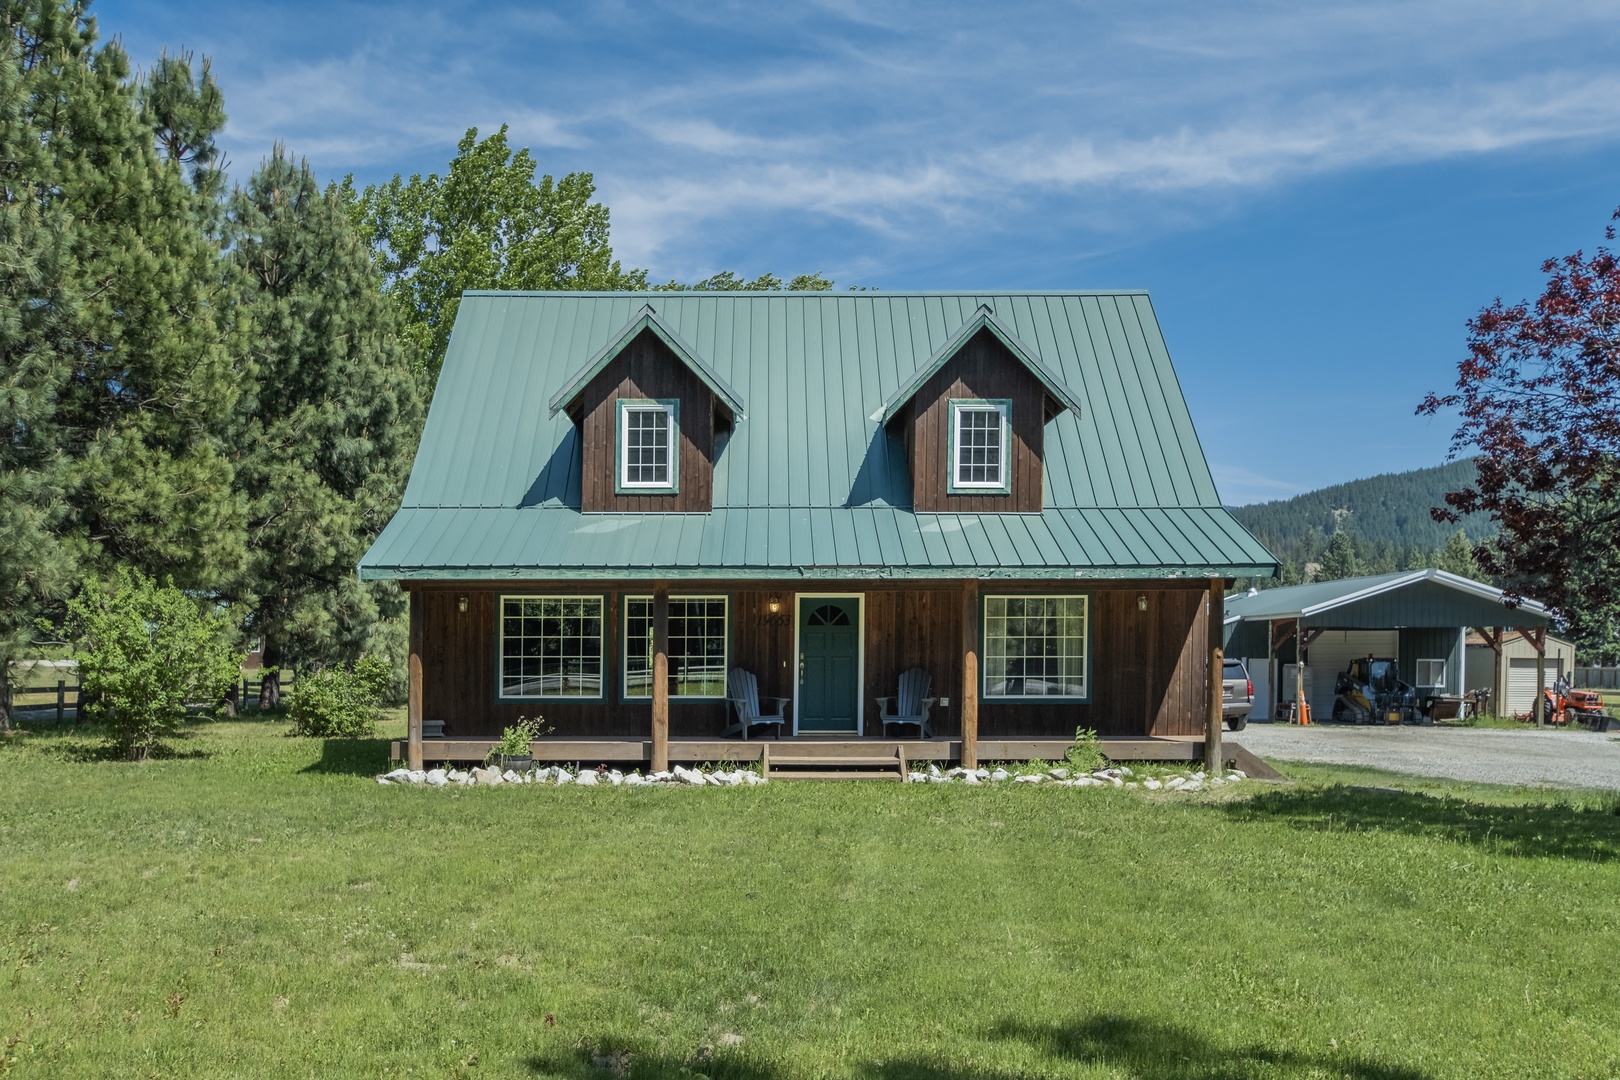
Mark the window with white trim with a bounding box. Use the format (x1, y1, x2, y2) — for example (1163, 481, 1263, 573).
(623, 595, 729, 699)
(618, 399, 676, 490)
(1415, 658, 1447, 687)
(949, 399, 1010, 492)
(984, 594, 1088, 699)
(499, 596, 604, 699)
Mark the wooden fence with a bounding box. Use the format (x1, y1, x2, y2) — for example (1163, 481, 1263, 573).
(1574, 666, 1620, 689)
(4, 674, 293, 724)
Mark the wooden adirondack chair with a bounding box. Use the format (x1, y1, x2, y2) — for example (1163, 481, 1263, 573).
(724, 667, 788, 740)
(878, 667, 936, 738)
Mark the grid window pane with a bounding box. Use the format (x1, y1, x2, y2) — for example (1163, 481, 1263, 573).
(983, 594, 1088, 698)
(956, 405, 1004, 486)
(625, 596, 729, 698)
(500, 596, 604, 698)
(623, 406, 671, 486)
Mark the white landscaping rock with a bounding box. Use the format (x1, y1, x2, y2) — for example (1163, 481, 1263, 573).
(1143, 779, 1162, 790)
(502, 769, 520, 784)
(555, 771, 574, 785)
(407, 770, 427, 784)
(384, 768, 411, 782)
(990, 768, 1010, 782)
(743, 772, 767, 785)
(426, 769, 448, 787)
(608, 770, 624, 785)
(1049, 768, 1070, 780)
(375, 776, 391, 784)
(1014, 774, 1043, 784)
(576, 771, 598, 786)
(473, 767, 502, 787)
(962, 773, 981, 785)
(625, 774, 650, 786)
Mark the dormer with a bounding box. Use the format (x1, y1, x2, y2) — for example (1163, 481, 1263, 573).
(877, 305, 1083, 513)
(549, 304, 743, 513)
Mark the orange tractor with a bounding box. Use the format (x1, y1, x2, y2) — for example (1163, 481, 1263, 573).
(1525, 675, 1613, 731)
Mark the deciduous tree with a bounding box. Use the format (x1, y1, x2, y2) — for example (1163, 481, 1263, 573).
(1420, 207, 1620, 645)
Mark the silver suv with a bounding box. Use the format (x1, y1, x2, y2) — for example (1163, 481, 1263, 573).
(1223, 658, 1254, 731)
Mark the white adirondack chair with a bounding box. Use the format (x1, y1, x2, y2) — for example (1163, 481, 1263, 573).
(878, 667, 936, 738)
(724, 667, 788, 740)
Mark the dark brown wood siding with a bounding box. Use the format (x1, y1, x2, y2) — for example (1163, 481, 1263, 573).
(907, 328, 1049, 513)
(578, 328, 715, 513)
(413, 579, 1211, 740)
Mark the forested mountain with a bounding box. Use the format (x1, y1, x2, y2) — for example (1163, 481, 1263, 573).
(1229, 459, 1494, 589)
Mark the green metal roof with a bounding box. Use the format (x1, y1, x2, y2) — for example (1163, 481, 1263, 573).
(1223, 569, 1550, 629)
(361, 291, 1278, 580)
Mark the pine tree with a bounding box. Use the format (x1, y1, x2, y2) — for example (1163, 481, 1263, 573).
(1316, 530, 1364, 582)
(1435, 529, 1483, 579)
(0, 5, 78, 726)
(228, 147, 421, 688)
(43, 10, 248, 589)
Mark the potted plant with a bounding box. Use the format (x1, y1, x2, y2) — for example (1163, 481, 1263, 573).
(488, 716, 542, 772)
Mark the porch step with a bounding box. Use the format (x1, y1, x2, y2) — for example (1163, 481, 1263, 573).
(769, 769, 903, 782)
(761, 744, 908, 781)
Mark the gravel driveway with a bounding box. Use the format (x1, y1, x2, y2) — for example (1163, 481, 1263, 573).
(1235, 722, 1620, 789)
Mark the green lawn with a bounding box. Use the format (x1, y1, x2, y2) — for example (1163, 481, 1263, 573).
(3, 717, 1619, 1079)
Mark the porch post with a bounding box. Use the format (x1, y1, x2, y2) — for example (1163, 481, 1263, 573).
(652, 583, 670, 772)
(1531, 626, 1547, 728)
(407, 587, 423, 772)
(960, 578, 979, 770)
(1205, 578, 1223, 774)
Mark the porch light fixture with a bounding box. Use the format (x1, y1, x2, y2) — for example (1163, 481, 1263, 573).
(1137, 593, 1147, 612)
(767, 595, 781, 614)
(458, 595, 468, 613)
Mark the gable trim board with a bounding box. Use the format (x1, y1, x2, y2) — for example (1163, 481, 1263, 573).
(876, 303, 1084, 424)
(549, 302, 746, 421)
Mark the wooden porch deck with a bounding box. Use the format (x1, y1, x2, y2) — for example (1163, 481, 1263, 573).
(390, 734, 1225, 766)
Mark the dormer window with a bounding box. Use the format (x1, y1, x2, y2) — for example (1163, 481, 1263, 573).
(948, 399, 1011, 494)
(617, 399, 678, 493)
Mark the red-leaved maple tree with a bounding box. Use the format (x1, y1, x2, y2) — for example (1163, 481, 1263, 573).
(1419, 207, 1620, 646)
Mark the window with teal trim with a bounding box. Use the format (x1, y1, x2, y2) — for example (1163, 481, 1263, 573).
(984, 595, 1088, 699)
(623, 595, 729, 698)
(499, 596, 604, 698)
(619, 401, 675, 489)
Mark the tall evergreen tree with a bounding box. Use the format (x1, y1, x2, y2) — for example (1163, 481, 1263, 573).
(0, 5, 77, 726)
(1435, 529, 1483, 579)
(0, 3, 247, 722)
(228, 147, 421, 687)
(1315, 530, 1364, 582)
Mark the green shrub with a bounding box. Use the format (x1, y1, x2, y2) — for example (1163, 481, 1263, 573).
(1064, 726, 1105, 773)
(288, 656, 391, 739)
(487, 715, 544, 762)
(65, 567, 243, 760)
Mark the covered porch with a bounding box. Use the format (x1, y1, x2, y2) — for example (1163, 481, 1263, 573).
(401, 576, 1237, 773)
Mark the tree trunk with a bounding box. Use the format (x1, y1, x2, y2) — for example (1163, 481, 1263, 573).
(222, 683, 239, 718)
(0, 671, 11, 733)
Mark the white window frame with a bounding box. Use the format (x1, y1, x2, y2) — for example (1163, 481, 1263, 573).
(617, 399, 678, 492)
(949, 399, 1011, 493)
(621, 594, 730, 701)
(982, 593, 1090, 701)
(1415, 658, 1447, 687)
(497, 594, 606, 701)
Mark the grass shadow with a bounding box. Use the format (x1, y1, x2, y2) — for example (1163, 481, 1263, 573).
(972, 1015, 1433, 1080)
(298, 737, 393, 777)
(1226, 783, 1620, 861)
(522, 1015, 1433, 1080)
(524, 1043, 782, 1079)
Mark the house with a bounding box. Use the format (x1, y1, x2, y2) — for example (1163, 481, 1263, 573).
(359, 291, 1278, 770)
(1223, 569, 1555, 721)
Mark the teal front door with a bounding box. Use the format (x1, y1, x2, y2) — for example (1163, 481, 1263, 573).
(798, 597, 860, 734)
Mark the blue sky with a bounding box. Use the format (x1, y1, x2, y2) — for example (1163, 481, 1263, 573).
(100, 0, 1620, 504)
